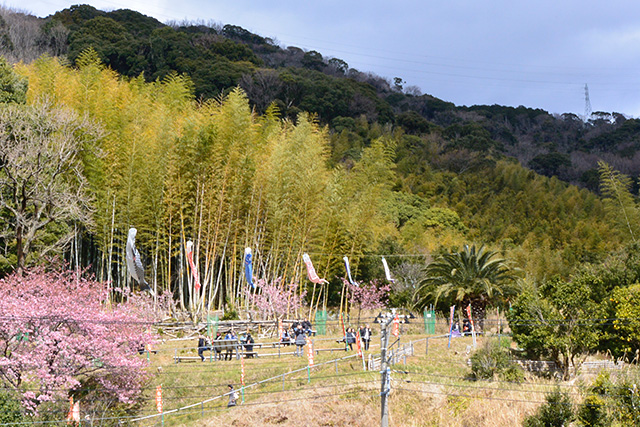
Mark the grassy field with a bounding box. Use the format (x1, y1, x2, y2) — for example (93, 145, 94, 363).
(130, 323, 578, 427)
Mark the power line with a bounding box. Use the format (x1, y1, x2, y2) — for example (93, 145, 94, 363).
(0, 369, 373, 395)
(0, 388, 377, 426)
(390, 369, 596, 389)
(2, 313, 639, 326)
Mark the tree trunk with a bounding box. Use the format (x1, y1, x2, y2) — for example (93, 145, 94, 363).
(561, 355, 570, 381)
(16, 223, 24, 274)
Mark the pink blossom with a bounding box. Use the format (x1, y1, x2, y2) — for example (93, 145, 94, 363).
(247, 278, 307, 319)
(0, 267, 159, 415)
(346, 278, 390, 310)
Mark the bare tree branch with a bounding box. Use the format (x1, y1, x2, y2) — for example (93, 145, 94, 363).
(0, 102, 103, 271)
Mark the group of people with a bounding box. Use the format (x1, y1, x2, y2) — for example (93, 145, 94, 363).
(451, 319, 473, 337)
(343, 325, 372, 351)
(197, 321, 374, 364)
(280, 320, 313, 345)
(197, 330, 255, 361)
(293, 323, 309, 356)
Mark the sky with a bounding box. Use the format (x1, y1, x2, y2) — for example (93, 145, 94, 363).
(10, 0, 640, 117)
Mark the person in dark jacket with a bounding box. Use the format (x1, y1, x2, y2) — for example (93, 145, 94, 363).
(213, 332, 223, 360)
(462, 319, 472, 336)
(242, 332, 255, 357)
(224, 330, 237, 360)
(359, 324, 372, 350)
(197, 334, 209, 361)
(227, 384, 237, 407)
(346, 328, 356, 350)
(302, 319, 312, 336)
(294, 324, 306, 356)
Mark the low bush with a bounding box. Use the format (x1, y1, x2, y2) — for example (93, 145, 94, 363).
(469, 339, 524, 382)
(0, 391, 24, 424)
(523, 389, 574, 427)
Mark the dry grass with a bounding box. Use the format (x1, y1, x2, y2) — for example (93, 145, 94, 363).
(136, 327, 612, 427)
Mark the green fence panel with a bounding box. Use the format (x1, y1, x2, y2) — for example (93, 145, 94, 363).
(207, 315, 219, 337)
(315, 310, 327, 335)
(424, 309, 435, 335)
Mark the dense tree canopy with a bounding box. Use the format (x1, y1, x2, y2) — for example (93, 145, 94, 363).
(0, 4, 635, 330)
(414, 244, 520, 328)
(0, 3, 639, 189)
(508, 277, 601, 380)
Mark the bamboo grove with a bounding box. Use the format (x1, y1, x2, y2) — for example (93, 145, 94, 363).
(13, 50, 397, 318)
(5, 49, 636, 322)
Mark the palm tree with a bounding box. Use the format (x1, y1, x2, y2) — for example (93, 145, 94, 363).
(414, 244, 520, 330)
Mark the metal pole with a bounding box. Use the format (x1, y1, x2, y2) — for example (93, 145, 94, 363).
(426, 337, 429, 355)
(380, 317, 392, 427)
(282, 373, 285, 391)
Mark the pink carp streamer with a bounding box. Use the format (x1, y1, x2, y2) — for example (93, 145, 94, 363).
(186, 241, 201, 291)
(303, 253, 328, 284)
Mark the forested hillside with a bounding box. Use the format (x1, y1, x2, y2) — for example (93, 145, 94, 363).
(1, 4, 639, 190)
(0, 4, 639, 315)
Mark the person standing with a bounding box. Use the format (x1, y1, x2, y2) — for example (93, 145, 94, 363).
(360, 324, 372, 351)
(346, 327, 356, 351)
(243, 332, 255, 357)
(294, 324, 306, 356)
(197, 334, 208, 361)
(227, 384, 237, 407)
(213, 332, 223, 360)
(224, 330, 237, 361)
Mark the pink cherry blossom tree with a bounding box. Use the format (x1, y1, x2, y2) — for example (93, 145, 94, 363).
(346, 279, 391, 324)
(247, 278, 307, 320)
(0, 267, 159, 418)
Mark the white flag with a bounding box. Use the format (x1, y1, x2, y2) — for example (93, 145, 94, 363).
(382, 257, 395, 282)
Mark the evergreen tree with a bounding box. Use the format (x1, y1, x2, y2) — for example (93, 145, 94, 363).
(414, 244, 520, 329)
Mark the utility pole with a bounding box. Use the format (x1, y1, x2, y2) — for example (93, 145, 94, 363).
(380, 316, 393, 427)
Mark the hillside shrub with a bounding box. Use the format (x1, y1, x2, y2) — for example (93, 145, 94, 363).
(0, 391, 24, 423)
(523, 389, 574, 427)
(469, 339, 523, 382)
